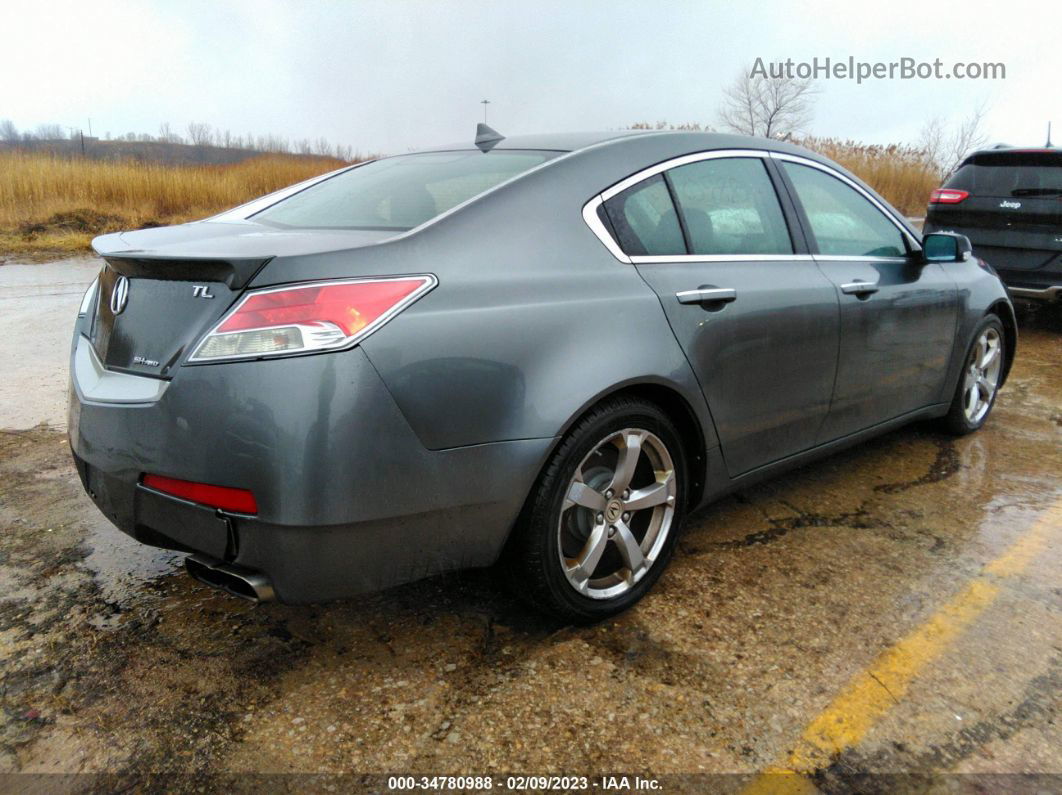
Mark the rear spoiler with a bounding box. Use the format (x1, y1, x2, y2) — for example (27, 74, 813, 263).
(93, 235, 270, 290)
(100, 254, 270, 290)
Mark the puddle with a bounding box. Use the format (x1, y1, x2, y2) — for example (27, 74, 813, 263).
(79, 514, 182, 611)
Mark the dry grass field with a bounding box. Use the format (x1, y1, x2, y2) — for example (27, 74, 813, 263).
(0, 151, 351, 257)
(799, 137, 940, 217)
(0, 138, 940, 259)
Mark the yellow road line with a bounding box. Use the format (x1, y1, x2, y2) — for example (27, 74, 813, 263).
(743, 498, 1061, 794)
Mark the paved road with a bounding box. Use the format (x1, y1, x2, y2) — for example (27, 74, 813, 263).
(0, 257, 100, 429)
(0, 257, 1059, 790)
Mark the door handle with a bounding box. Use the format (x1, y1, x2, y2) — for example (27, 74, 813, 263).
(840, 281, 879, 297)
(675, 287, 737, 305)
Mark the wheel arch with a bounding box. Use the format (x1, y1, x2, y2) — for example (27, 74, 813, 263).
(545, 378, 711, 512)
(988, 300, 1017, 387)
(498, 378, 712, 577)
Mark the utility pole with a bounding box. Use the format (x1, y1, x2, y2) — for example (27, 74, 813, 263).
(481, 99, 490, 123)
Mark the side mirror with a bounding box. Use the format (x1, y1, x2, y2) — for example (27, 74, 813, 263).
(922, 232, 973, 263)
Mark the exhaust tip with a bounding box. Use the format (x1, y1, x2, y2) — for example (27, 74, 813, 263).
(185, 554, 275, 602)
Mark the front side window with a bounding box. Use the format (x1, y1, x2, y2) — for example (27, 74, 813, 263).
(782, 162, 907, 257)
(667, 158, 793, 255)
(253, 150, 557, 231)
(603, 174, 686, 256)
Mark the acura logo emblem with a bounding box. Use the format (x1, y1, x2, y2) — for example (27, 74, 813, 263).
(110, 276, 130, 315)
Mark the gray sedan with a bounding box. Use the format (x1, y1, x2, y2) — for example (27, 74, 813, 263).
(69, 128, 1015, 621)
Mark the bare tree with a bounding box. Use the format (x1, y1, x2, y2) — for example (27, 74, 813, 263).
(186, 121, 213, 146)
(158, 122, 183, 144)
(33, 123, 66, 140)
(0, 119, 19, 142)
(919, 105, 988, 177)
(312, 137, 334, 157)
(719, 67, 817, 140)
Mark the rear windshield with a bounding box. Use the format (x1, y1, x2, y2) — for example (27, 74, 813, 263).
(946, 151, 1062, 197)
(252, 150, 558, 230)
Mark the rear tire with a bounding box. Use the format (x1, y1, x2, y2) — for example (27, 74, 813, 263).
(941, 315, 1005, 436)
(503, 396, 687, 624)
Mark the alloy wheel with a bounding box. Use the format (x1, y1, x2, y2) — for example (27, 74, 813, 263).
(963, 326, 1003, 424)
(557, 428, 677, 600)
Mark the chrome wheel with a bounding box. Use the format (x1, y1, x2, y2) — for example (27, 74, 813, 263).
(962, 326, 1003, 424)
(557, 428, 677, 600)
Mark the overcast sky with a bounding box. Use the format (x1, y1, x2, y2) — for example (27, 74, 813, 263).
(3, 0, 1058, 154)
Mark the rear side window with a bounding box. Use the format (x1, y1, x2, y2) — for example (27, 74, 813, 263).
(947, 152, 1062, 197)
(603, 175, 686, 256)
(253, 150, 556, 230)
(667, 158, 792, 255)
(783, 162, 906, 257)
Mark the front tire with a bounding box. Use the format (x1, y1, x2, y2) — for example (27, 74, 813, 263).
(941, 315, 1005, 435)
(504, 397, 687, 623)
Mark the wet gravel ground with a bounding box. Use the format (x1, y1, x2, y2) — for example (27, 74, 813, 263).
(0, 260, 1059, 791)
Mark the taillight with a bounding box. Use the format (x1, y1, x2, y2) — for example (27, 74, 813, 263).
(189, 275, 436, 362)
(142, 474, 258, 514)
(929, 188, 969, 204)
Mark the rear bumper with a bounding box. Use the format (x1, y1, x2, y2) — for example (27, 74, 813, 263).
(1005, 283, 1062, 301)
(69, 337, 553, 603)
(922, 223, 1061, 301)
(967, 246, 1060, 301)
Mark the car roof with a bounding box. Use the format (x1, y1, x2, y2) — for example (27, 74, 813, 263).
(418, 129, 827, 157)
(961, 146, 1061, 162)
(420, 130, 653, 153)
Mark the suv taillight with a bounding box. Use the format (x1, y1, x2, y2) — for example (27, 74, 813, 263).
(929, 188, 970, 204)
(189, 275, 436, 363)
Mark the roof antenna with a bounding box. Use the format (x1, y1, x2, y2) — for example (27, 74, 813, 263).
(475, 122, 504, 153)
(1047, 121, 1053, 148)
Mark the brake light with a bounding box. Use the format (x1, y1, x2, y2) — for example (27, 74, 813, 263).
(142, 474, 258, 514)
(190, 275, 436, 362)
(929, 188, 969, 204)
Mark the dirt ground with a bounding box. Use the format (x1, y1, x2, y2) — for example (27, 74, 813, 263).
(0, 259, 1059, 792)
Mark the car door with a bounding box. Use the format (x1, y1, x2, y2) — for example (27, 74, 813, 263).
(776, 157, 959, 442)
(602, 152, 839, 477)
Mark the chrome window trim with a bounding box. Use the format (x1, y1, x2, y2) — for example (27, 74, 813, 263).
(582, 195, 633, 264)
(581, 147, 922, 263)
(812, 255, 911, 263)
(599, 148, 768, 203)
(768, 151, 921, 253)
(632, 254, 814, 264)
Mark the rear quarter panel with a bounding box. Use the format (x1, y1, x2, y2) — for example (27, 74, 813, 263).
(360, 190, 714, 452)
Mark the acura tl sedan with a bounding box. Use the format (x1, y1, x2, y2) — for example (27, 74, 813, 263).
(69, 128, 1015, 621)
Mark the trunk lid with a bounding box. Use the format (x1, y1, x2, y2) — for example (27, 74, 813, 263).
(89, 222, 398, 377)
